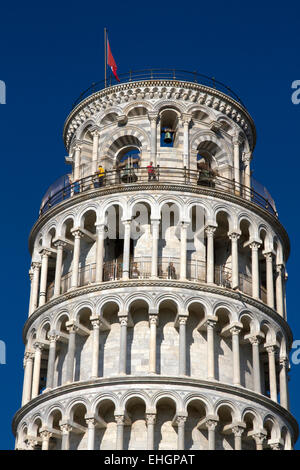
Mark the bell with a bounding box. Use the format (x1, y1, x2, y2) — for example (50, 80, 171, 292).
(164, 131, 172, 144)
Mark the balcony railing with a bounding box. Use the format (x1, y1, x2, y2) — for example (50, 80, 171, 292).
(40, 167, 277, 217)
(46, 258, 267, 304)
(71, 69, 246, 109)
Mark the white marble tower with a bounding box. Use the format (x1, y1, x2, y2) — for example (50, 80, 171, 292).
(13, 70, 298, 450)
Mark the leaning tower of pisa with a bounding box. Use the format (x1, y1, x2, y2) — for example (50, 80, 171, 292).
(13, 70, 298, 450)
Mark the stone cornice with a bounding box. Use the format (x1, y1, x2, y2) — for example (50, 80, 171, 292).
(29, 183, 290, 258)
(63, 80, 256, 151)
(22, 279, 293, 347)
(12, 376, 298, 439)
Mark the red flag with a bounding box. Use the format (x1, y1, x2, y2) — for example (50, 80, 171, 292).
(107, 38, 120, 82)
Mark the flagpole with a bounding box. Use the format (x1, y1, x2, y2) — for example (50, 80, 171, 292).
(104, 27, 107, 88)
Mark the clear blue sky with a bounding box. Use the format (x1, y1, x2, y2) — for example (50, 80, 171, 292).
(0, 0, 300, 450)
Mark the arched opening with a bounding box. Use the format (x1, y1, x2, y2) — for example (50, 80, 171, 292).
(214, 211, 230, 287)
(157, 300, 178, 376)
(127, 300, 150, 375)
(69, 403, 88, 450)
(159, 202, 180, 279)
(96, 399, 116, 450)
(124, 397, 147, 449)
(103, 204, 124, 281)
(186, 399, 207, 450)
(154, 397, 177, 449)
(216, 404, 234, 450)
(101, 301, 120, 377)
(74, 308, 93, 382)
(159, 109, 179, 148)
(187, 303, 205, 378)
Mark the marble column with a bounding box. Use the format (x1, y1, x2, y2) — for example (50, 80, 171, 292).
(230, 326, 242, 386)
(232, 425, 245, 450)
(91, 317, 100, 379)
(31, 342, 43, 399)
(264, 252, 275, 309)
(206, 319, 217, 380)
(21, 352, 34, 406)
(243, 152, 252, 200)
(30, 262, 41, 314)
(122, 220, 131, 280)
(233, 135, 241, 194)
(229, 232, 240, 289)
(66, 322, 78, 384)
(119, 317, 128, 375)
(182, 114, 191, 169)
(205, 226, 216, 284)
(148, 113, 158, 166)
(40, 430, 52, 451)
(250, 241, 261, 299)
(176, 416, 186, 450)
(73, 145, 81, 181)
(46, 332, 59, 390)
(276, 264, 284, 316)
(149, 315, 158, 374)
(86, 418, 96, 450)
(180, 223, 188, 280)
(115, 415, 125, 450)
(60, 423, 71, 451)
(53, 241, 66, 297)
(146, 414, 156, 450)
(151, 219, 160, 278)
(28, 269, 34, 316)
(39, 249, 51, 307)
(71, 229, 84, 289)
(95, 224, 105, 282)
(249, 336, 262, 394)
(266, 345, 278, 402)
(178, 316, 187, 376)
(206, 419, 218, 450)
(252, 432, 266, 451)
(91, 130, 100, 173)
(279, 357, 289, 410)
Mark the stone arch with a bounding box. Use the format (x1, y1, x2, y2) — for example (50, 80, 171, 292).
(191, 130, 231, 167)
(101, 125, 150, 159)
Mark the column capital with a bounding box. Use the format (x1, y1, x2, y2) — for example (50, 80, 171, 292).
(24, 351, 34, 362)
(269, 440, 284, 450)
(232, 135, 243, 145)
(182, 113, 192, 125)
(276, 263, 284, 274)
(229, 324, 243, 335)
(178, 315, 188, 325)
(247, 335, 263, 346)
(48, 331, 60, 343)
(119, 316, 128, 327)
(231, 423, 246, 437)
(263, 251, 274, 261)
(31, 262, 41, 270)
(205, 225, 217, 237)
(279, 356, 289, 368)
(40, 429, 52, 440)
(176, 415, 187, 426)
(90, 316, 101, 329)
(53, 239, 67, 248)
(251, 430, 267, 445)
(115, 414, 125, 425)
(146, 413, 156, 425)
(85, 417, 96, 427)
(71, 228, 85, 239)
(228, 231, 241, 241)
(149, 314, 159, 325)
(90, 127, 101, 137)
(206, 417, 219, 431)
(40, 248, 52, 258)
(265, 343, 279, 354)
(249, 240, 261, 250)
(73, 144, 82, 152)
(66, 321, 79, 334)
(33, 341, 44, 352)
(60, 423, 72, 433)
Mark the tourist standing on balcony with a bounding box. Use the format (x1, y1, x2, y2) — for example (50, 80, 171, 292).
(167, 262, 176, 279)
(147, 161, 156, 181)
(98, 165, 105, 187)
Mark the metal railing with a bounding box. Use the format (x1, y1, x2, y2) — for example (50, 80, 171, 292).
(46, 258, 265, 304)
(71, 69, 246, 109)
(40, 166, 277, 217)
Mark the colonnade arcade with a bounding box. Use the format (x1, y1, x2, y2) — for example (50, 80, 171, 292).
(22, 295, 290, 411)
(29, 199, 287, 318)
(16, 391, 292, 451)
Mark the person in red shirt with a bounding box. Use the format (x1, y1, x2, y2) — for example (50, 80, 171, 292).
(147, 161, 156, 181)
